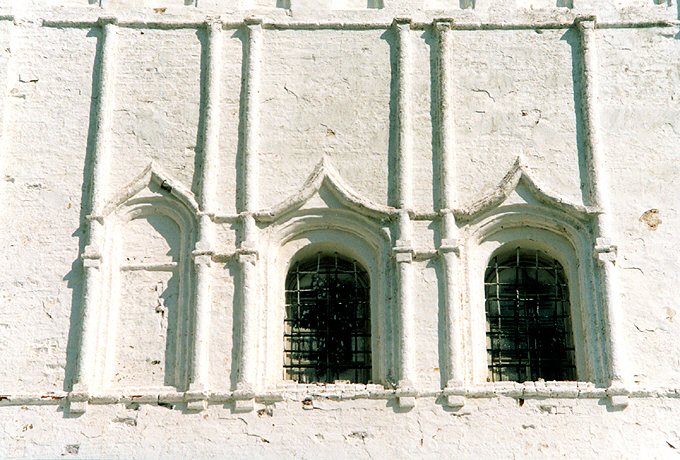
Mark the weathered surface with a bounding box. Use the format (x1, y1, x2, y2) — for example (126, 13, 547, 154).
(0, 0, 679, 456)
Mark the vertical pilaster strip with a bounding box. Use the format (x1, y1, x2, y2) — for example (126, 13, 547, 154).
(234, 19, 263, 410)
(392, 19, 416, 404)
(394, 212, 415, 392)
(434, 19, 464, 397)
(186, 21, 223, 409)
(243, 19, 262, 212)
(235, 214, 259, 411)
(395, 18, 413, 210)
(435, 19, 455, 211)
(577, 19, 627, 391)
(237, 231, 258, 387)
(71, 18, 118, 413)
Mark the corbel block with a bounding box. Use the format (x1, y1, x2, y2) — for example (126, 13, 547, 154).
(185, 390, 209, 412)
(68, 391, 89, 414)
(233, 388, 256, 412)
(595, 237, 617, 263)
(438, 238, 459, 255)
(393, 243, 414, 263)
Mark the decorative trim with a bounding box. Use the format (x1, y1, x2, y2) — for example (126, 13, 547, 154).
(242, 18, 262, 213)
(99, 162, 200, 216)
(38, 15, 680, 32)
(72, 21, 118, 406)
(576, 18, 628, 387)
(394, 17, 413, 210)
(0, 382, 653, 411)
(256, 158, 397, 222)
(456, 157, 599, 222)
(185, 18, 224, 406)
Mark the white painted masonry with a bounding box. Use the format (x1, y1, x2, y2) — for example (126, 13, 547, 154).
(1, 0, 679, 457)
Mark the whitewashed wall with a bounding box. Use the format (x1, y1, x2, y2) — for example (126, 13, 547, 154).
(0, 0, 679, 457)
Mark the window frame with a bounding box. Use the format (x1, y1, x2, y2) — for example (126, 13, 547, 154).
(262, 210, 394, 390)
(463, 207, 610, 386)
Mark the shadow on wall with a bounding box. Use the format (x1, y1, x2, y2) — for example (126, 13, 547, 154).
(560, 28, 592, 208)
(380, 27, 399, 208)
(63, 26, 103, 393)
(423, 27, 442, 211)
(191, 27, 208, 200)
(227, 258, 242, 390)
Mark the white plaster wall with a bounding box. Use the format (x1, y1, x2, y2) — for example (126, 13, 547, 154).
(453, 28, 583, 208)
(4, 399, 680, 458)
(0, 25, 98, 393)
(259, 29, 392, 209)
(1, 0, 679, 457)
(598, 27, 680, 388)
(110, 28, 202, 199)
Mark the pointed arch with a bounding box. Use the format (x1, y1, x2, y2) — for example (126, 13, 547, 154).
(99, 162, 200, 218)
(257, 158, 397, 223)
(258, 181, 396, 389)
(456, 157, 598, 222)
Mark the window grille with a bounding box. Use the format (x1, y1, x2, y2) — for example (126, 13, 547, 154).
(284, 253, 371, 384)
(485, 248, 576, 382)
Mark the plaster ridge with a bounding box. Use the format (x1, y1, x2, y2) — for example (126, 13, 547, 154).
(100, 161, 199, 217)
(257, 157, 397, 222)
(456, 156, 598, 221)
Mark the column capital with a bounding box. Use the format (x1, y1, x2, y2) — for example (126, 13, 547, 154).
(433, 18, 454, 31)
(575, 16, 597, 29)
(97, 16, 118, 26)
(237, 247, 259, 264)
(438, 239, 459, 255)
(205, 18, 223, 31)
(393, 243, 414, 263)
(192, 253, 213, 267)
(392, 17, 412, 29)
(244, 17, 263, 28)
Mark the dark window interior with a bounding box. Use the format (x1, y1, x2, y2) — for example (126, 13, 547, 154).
(284, 253, 371, 384)
(485, 248, 576, 382)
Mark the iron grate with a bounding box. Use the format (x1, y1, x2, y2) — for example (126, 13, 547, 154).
(485, 248, 576, 383)
(284, 253, 371, 384)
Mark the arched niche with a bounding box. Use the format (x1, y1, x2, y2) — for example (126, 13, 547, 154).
(95, 173, 198, 392)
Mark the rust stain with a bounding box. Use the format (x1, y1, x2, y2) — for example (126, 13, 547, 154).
(0, 395, 9, 401)
(40, 395, 64, 400)
(639, 209, 661, 230)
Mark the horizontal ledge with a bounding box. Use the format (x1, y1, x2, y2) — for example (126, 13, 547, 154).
(36, 16, 679, 31)
(120, 262, 178, 271)
(0, 385, 676, 408)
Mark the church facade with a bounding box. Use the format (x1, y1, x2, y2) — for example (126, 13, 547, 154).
(1, 0, 679, 457)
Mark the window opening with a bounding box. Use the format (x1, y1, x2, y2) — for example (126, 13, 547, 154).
(284, 252, 371, 384)
(484, 248, 576, 382)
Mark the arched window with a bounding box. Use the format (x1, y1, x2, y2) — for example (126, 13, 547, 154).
(484, 248, 576, 382)
(284, 253, 371, 384)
